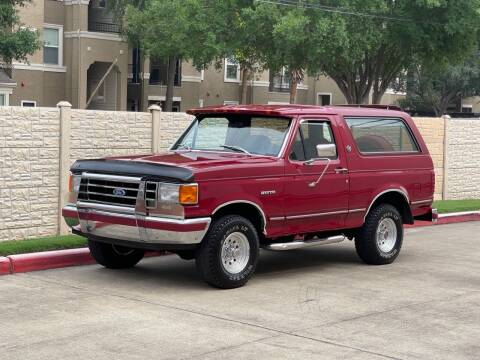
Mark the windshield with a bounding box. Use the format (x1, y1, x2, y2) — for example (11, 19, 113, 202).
(172, 115, 292, 156)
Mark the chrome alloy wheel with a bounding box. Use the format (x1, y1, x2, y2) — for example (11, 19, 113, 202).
(221, 232, 250, 274)
(376, 218, 397, 253)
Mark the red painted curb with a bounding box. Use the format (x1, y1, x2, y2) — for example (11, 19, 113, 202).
(5, 248, 167, 275)
(407, 213, 480, 228)
(8, 248, 95, 274)
(0, 257, 12, 275)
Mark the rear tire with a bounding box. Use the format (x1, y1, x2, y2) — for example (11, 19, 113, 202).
(355, 204, 403, 265)
(195, 215, 259, 289)
(88, 239, 145, 269)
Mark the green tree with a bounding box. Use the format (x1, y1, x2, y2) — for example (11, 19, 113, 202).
(267, 5, 311, 104)
(0, 0, 40, 69)
(123, 0, 221, 111)
(214, 1, 273, 104)
(305, 0, 480, 104)
(400, 55, 480, 116)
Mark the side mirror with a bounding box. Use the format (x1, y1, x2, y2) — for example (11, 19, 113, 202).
(316, 144, 337, 158)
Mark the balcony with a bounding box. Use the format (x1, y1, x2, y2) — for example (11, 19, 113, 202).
(88, 21, 121, 34)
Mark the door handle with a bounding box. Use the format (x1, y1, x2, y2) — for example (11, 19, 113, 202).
(335, 167, 349, 174)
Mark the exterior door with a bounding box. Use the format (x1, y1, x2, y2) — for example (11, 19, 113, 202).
(283, 117, 349, 234)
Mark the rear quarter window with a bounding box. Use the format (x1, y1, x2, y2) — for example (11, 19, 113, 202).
(345, 117, 419, 154)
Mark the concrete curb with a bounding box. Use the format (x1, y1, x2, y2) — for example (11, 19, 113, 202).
(8, 248, 95, 274)
(1, 249, 166, 275)
(0, 257, 12, 275)
(408, 211, 480, 228)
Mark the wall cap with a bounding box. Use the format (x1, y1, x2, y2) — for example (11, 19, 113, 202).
(149, 104, 162, 112)
(57, 101, 72, 108)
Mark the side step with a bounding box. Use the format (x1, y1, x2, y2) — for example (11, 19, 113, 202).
(262, 235, 345, 251)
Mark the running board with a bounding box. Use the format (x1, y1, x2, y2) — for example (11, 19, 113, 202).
(262, 235, 345, 251)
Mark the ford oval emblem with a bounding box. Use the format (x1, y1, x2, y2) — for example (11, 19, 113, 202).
(113, 188, 127, 197)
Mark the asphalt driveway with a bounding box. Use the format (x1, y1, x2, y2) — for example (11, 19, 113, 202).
(1, 222, 479, 360)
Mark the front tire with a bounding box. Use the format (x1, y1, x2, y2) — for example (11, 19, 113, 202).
(195, 215, 259, 289)
(88, 239, 145, 269)
(355, 204, 403, 265)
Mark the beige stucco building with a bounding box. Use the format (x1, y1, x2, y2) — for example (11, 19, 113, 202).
(4, 0, 405, 112)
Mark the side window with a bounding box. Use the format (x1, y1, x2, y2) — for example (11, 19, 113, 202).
(346, 117, 419, 153)
(290, 121, 337, 161)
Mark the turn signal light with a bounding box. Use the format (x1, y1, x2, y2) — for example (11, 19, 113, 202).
(179, 184, 198, 205)
(68, 175, 74, 192)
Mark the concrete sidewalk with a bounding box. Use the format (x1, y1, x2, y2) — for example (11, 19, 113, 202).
(1, 222, 479, 359)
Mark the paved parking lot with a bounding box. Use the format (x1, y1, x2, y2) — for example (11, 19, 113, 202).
(1, 222, 479, 360)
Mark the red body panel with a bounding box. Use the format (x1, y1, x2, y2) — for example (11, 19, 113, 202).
(91, 105, 434, 238)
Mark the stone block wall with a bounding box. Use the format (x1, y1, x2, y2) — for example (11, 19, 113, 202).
(70, 110, 153, 163)
(157, 112, 194, 152)
(0, 107, 60, 241)
(412, 118, 445, 200)
(445, 119, 480, 200)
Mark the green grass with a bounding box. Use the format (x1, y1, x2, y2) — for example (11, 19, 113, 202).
(433, 199, 480, 214)
(0, 235, 87, 257)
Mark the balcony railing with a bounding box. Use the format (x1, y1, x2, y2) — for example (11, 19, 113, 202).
(88, 22, 121, 34)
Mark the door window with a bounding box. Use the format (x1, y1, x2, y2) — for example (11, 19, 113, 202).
(290, 121, 337, 161)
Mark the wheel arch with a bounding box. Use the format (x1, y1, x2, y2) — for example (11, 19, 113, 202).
(212, 201, 267, 236)
(365, 189, 413, 225)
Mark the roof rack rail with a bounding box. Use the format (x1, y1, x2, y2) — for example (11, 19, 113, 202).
(340, 104, 403, 111)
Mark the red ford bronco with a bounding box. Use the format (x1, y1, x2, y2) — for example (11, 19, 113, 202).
(63, 105, 436, 288)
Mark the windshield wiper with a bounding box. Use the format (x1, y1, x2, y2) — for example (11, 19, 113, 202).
(220, 145, 251, 155)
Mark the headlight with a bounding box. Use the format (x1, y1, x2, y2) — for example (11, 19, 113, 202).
(158, 183, 198, 205)
(158, 183, 180, 203)
(69, 174, 81, 193)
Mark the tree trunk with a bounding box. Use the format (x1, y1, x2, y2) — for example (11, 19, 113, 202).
(165, 56, 177, 112)
(240, 66, 250, 105)
(290, 78, 298, 104)
(289, 69, 302, 104)
(372, 88, 384, 105)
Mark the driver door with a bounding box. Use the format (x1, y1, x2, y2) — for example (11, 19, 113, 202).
(284, 117, 349, 233)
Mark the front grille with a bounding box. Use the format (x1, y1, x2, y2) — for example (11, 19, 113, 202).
(78, 177, 140, 207)
(145, 182, 158, 209)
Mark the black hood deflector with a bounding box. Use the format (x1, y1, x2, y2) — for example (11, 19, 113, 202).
(71, 159, 194, 182)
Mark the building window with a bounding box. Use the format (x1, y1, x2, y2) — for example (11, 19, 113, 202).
(150, 58, 181, 86)
(224, 100, 239, 105)
(462, 105, 473, 113)
(0, 93, 8, 106)
(317, 93, 332, 106)
(95, 0, 107, 8)
(224, 58, 240, 82)
(21, 100, 36, 107)
(269, 67, 290, 92)
(43, 25, 62, 66)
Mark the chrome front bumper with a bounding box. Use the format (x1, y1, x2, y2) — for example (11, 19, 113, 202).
(62, 203, 211, 246)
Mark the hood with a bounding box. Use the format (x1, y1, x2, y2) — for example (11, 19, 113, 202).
(72, 151, 283, 182)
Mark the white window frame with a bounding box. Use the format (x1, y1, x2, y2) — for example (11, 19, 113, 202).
(21, 100, 37, 107)
(316, 92, 333, 106)
(224, 58, 240, 83)
(43, 24, 63, 67)
(223, 100, 239, 105)
(0, 89, 12, 106)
